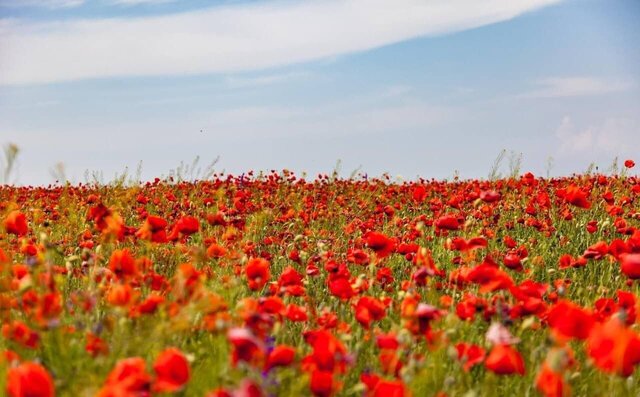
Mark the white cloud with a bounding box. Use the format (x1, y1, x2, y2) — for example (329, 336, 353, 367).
(0, 0, 84, 8)
(521, 77, 633, 98)
(107, 0, 176, 5)
(0, 0, 562, 85)
(555, 115, 640, 155)
(225, 71, 311, 88)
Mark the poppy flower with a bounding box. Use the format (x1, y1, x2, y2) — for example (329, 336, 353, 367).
(168, 216, 200, 241)
(98, 357, 152, 396)
(285, 304, 308, 322)
(6, 362, 54, 397)
(467, 263, 514, 293)
(245, 258, 270, 291)
(624, 159, 635, 169)
(328, 277, 354, 300)
(135, 215, 168, 243)
(583, 241, 608, 260)
(448, 237, 487, 252)
(355, 296, 387, 329)
(137, 294, 165, 315)
(227, 328, 265, 367)
(107, 283, 134, 307)
(503, 251, 523, 271)
(434, 214, 461, 231)
(620, 253, 640, 279)
(412, 185, 427, 202)
(558, 254, 587, 269)
(547, 300, 594, 340)
(4, 210, 28, 236)
(309, 370, 334, 397)
(535, 362, 569, 397)
(369, 379, 409, 397)
(108, 249, 138, 278)
(364, 232, 396, 258)
(303, 329, 349, 374)
(347, 248, 370, 265)
(153, 348, 191, 392)
(480, 190, 501, 203)
(206, 242, 228, 259)
(455, 342, 486, 371)
(586, 316, 640, 377)
(485, 344, 525, 376)
(2, 320, 40, 349)
(265, 345, 296, 370)
(561, 185, 591, 209)
(86, 332, 109, 357)
(376, 333, 400, 350)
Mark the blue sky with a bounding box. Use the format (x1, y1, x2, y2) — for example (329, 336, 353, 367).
(1, 0, 639, 185)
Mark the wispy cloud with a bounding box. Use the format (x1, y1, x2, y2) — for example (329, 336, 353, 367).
(520, 77, 633, 98)
(0, 0, 562, 85)
(225, 71, 311, 88)
(555, 115, 640, 155)
(106, 0, 176, 6)
(0, 0, 84, 8)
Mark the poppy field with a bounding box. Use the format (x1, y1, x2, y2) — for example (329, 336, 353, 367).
(1, 161, 640, 397)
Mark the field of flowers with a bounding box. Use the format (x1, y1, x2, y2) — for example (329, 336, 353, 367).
(1, 161, 640, 397)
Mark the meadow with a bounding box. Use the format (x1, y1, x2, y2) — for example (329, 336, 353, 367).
(1, 160, 640, 397)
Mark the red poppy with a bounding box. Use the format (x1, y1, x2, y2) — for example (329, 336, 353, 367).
(480, 190, 501, 203)
(535, 362, 569, 397)
(485, 344, 525, 376)
(4, 210, 28, 236)
(620, 253, 640, 279)
(561, 185, 591, 209)
(109, 249, 138, 278)
(412, 185, 427, 202)
(107, 283, 134, 307)
(309, 370, 334, 397)
(285, 304, 308, 322)
(135, 215, 168, 243)
(355, 296, 387, 329)
(303, 329, 349, 374)
(583, 241, 608, 259)
(586, 316, 640, 377)
(434, 214, 461, 231)
(153, 348, 191, 392)
(98, 357, 152, 396)
(455, 342, 486, 371)
(266, 345, 296, 370)
(503, 251, 524, 271)
(558, 254, 587, 269)
(624, 159, 635, 169)
(448, 237, 487, 252)
(206, 242, 228, 259)
(245, 258, 270, 291)
(466, 263, 514, 293)
(6, 362, 54, 397)
(364, 232, 396, 258)
(227, 328, 265, 367)
(2, 320, 40, 349)
(137, 294, 165, 315)
(86, 332, 109, 357)
(370, 379, 409, 397)
(547, 300, 594, 340)
(168, 215, 200, 241)
(328, 277, 354, 300)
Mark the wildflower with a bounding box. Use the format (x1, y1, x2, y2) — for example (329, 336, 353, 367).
(4, 210, 28, 236)
(6, 362, 54, 397)
(485, 344, 525, 376)
(153, 348, 191, 392)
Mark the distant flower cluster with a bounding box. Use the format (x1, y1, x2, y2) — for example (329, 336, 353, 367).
(1, 160, 640, 396)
